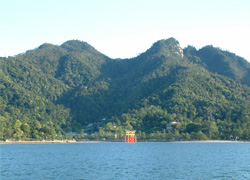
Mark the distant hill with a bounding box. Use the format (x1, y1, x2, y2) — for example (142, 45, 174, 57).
(184, 45, 250, 86)
(1, 38, 250, 140)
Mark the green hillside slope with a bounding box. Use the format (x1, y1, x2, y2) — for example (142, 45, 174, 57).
(1, 38, 250, 140)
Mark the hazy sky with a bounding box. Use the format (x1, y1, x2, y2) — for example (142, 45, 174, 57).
(1, 0, 250, 61)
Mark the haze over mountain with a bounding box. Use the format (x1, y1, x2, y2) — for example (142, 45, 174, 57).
(1, 38, 250, 140)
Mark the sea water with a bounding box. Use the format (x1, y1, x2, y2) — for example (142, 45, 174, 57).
(1, 142, 250, 180)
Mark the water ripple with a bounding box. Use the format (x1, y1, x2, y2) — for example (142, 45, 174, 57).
(1, 142, 250, 180)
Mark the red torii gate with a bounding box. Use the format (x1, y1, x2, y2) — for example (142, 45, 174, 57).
(124, 130, 137, 143)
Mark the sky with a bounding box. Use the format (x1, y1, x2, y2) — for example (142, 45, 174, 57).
(1, 0, 250, 61)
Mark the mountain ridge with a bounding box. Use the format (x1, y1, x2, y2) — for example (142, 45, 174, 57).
(1, 37, 250, 140)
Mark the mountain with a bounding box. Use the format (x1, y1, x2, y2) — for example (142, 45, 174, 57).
(184, 45, 250, 86)
(1, 38, 250, 140)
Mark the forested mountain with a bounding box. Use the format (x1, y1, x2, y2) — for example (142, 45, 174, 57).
(1, 38, 250, 141)
(184, 45, 250, 86)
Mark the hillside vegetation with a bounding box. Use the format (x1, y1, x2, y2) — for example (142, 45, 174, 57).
(1, 38, 250, 141)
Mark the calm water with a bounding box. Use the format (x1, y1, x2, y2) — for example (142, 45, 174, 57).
(0, 142, 250, 180)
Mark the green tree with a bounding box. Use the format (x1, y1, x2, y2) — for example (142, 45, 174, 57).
(98, 127, 105, 138)
(21, 123, 30, 138)
(33, 120, 41, 130)
(0, 116, 7, 140)
(13, 120, 24, 140)
(141, 132, 147, 140)
(80, 129, 84, 138)
(208, 121, 219, 139)
(166, 130, 174, 140)
(57, 131, 62, 140)
(155, 131, 162, 139)
(174, 129, 180, 140)
(180, 132, 191, 140)
(32, 130, 41, 140)
(41, 125, 56, 140)
(162, 129, 167, 139)
(191, 131, 208, 140)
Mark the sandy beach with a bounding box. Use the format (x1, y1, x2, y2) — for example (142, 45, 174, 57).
(0, 140, 76, 144)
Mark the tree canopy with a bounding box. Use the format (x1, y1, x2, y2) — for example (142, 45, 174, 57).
(1, 38, 250, 141)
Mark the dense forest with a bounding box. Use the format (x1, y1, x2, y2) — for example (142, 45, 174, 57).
(1, 38, 250, 141)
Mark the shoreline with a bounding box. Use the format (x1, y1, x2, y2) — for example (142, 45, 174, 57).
(0, 140, 76, 144)
(1, 139, 249, 144)
(138, 140, 250, 143)
(172, 140, 250, 143)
